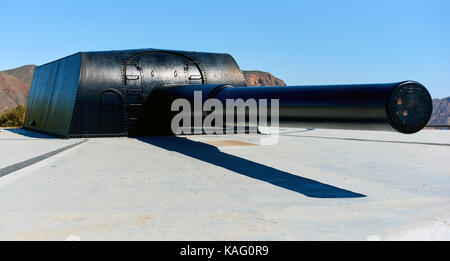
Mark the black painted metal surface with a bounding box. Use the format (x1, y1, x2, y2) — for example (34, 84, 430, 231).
(24, 49, 246, 137)
(213, 81, 433, 133)
(24, 53, 81, 137)
(135, 81, 432, 135)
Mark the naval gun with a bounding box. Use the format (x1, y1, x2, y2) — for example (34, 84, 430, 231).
(23, 49, 432, 137)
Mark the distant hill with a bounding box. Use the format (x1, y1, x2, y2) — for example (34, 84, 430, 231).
(1, 65, 36, 85)
(0, 65, 36, 114)
(430, 97, 450, 125)
(242, 70, 286, 86)
(0, 65, 448, 126)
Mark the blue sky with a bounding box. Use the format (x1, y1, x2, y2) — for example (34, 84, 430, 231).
(1, 0, 449, 98)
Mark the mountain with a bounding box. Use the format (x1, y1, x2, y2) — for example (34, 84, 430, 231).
(242, 70, 286, 86)
(430, 97, 450, 125)
(0, 65, 448, 126)
(0, 65, 36, 114)
(1, 65, 36, 85)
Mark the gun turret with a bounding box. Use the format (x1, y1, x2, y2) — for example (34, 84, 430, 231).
(24, 49, 432, 137)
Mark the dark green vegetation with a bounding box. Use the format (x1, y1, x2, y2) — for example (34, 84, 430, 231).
(0, 105, 26, 127)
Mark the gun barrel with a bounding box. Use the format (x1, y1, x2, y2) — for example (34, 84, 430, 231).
(212, 81, 432, 134)
(138, 81, 432, 135)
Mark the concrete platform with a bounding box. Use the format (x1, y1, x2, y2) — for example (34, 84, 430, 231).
(0, 128, 449, 240)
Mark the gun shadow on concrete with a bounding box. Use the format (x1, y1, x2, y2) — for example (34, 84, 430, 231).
(138, 136, 366, 199)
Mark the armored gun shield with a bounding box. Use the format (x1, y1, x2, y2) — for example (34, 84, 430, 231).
(24, 49, 245, 137)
